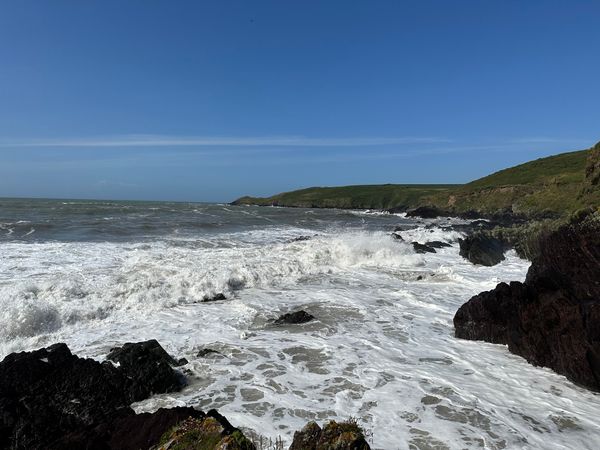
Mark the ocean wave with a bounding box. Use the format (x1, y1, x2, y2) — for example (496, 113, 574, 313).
(0, 230, 427, 340)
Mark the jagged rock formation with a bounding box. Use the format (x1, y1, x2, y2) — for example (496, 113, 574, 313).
(454, 217, 600, 390)
(274, 310, 315, 325)
(585, 141, 600, 186)
(0, 341, 188, 449)
(458, 233, 508, 266)
(289, 420, 371, 450)
(0, 341, 372, 449)
(153, 411, 256, 450)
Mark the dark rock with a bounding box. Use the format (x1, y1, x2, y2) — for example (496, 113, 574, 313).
(274, 310, 315, 325)
(107, 340, 186, 402)
(0, 340, 257, 449)
(290, 420, 371, 450)
(425, 240, 452, 248)
(412, 242, 436, 254)
(203, 293, 227, 302)
(405, 206, 446, 219)
(393, 224, 417, 232)
(290, 235, 313, 242)
(0, 342, 133, 449)
(454, 219, 600, 390)
(107, 407, 204, 450)
(458, 234, 507, 266)
(197, 348, 221, 357)
(290, 421, 322, 450)
(391, 232, 404, 241)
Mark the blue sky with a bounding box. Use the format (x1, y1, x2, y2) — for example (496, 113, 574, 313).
(0, 1, 598, 202)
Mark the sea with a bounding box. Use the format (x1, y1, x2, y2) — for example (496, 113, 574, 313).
(1, 198, 599, 449)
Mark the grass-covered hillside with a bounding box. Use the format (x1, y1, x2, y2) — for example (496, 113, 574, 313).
(233, 142, 600, 218)
(232, 184, 457, 210)
(426, 147, 599, 217)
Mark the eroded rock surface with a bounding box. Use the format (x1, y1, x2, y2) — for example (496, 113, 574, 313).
(289, 420, 371, 450)
(454, 218, 600, 390)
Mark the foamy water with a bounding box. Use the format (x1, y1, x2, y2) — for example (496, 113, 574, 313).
(1, 199, 599, 449)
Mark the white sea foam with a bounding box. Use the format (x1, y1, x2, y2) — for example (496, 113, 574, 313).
(1, 225, 600, 449)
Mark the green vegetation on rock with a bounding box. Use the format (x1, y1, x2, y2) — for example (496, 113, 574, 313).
(289, 418, 371, 450)
(155, 417, 256, 450)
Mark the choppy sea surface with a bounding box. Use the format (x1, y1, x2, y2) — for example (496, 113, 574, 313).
(1, 198, 599, 449)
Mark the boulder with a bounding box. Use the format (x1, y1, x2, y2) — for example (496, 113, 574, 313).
(412, 242, 436, 254)
(153, 410, 255, 450)
(107, 340, 187, 401)
(197, 348, 221, 358)
(202, 293, 227, 302)
(458, 233, 507, 266)
(274, 310, 315, 325)
(425, 240, 451, 249)
(290, 420, 371, 450)
(454, 218, 600, 390)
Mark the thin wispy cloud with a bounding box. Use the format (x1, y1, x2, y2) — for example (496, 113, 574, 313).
(0, 135, 450, 148)
(509, 137, 590, 145)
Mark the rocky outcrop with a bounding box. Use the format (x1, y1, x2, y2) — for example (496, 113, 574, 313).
(458, 233, 508, 266)
(405, 206, 446, 218)
(412, 242, 437, 254)
(585, 141, 600, 186)
(0, 341, 188, 449)
(154, 412, 256, 450)
(0, 341, 375, 449)
(454, 218, 600, 390)
(107, 339, 187, 401)
(202, 293, 227, 302)
(110, 407, 204, 450)
(274, 310, 315, 325)
(289, 420, 371, 450)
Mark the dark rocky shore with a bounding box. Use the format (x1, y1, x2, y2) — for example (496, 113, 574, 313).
(0, 339, 370, 450)
(454, 215, 600, 390)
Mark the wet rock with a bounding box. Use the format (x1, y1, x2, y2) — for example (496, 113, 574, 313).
(290, 420, 371, 450)
(0, 340, 243, 449)
(203, 293, 227, 302)
(454, 218, 600, 390)
(412, 242, 436, 254)
(0, 342, 132, 449)
(107, 340, 186, 401)
(197, 348, 221, 357)
(290, 235, 313, 242)
(425, 240, 452, 248)
(274, 310, 315, 325)
(405, 206, 446, 219)
(391, 232, 404, 241)
(458, 234, 507, 266)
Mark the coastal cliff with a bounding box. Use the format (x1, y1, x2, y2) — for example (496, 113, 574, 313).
(454, 214, 600, 390)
